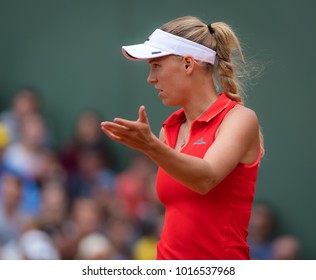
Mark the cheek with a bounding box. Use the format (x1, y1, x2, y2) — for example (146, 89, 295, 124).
(169, 73, 187, 93)
(162, 67, 185, 86)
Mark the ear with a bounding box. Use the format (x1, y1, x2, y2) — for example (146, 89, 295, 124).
(183, 56, 195, 74)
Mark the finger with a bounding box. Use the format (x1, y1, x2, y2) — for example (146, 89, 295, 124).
(101, 126, 123, 142)
(138, 105, 149, 124)
(106, 132, 124, 143)
(101, 122, 132, 140)
(100, 126, 122, 141)
(101, 121, 130, 131)
(113, 118, 139, 129)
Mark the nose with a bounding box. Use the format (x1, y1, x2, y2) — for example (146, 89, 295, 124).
(147, 70, 157, 84)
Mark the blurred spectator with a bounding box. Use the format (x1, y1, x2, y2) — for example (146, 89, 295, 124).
(248, 202, 302, 260)
(37, 180, 68, 238)
(56, 197, 104, 259)
(0, 123, 10, 177)
(1, 229, 60, 260)
(0, 123, 10, 182)
(0, 167, 40, 218)
(59, 110, 116, 174)
(70, 197, 104, 238)
(114, 152, 157, 223)
(132, 235, 158, 260)
(59, 110, 117, 207)
(1, 112, 48, 216)
(248, 202, 277, 260)
(101, 152, 162, 260)
(272, 235, 301, 260)
(2, 112, 49, 180)
(0, 123, 10, 158)
(36, 180, 75, 259)
(131, 215, 163, 260)
(76, 232, 113, 260)
(105, 215, 137, 260)
(66, 144, 116, 206)
(0, 171, 25, 246)
(0, 87, 41, 143)
(36, 148, 67, 188)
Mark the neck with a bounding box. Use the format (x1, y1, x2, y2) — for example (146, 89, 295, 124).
(180, 66, 218, 124)
(183, 90, 218, 124)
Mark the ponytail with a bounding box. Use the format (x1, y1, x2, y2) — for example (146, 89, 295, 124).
(210, 22, 245, 103)
(210, 22, 264, 156)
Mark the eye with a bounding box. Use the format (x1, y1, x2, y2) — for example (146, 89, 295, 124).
(149, 60, 160, 68)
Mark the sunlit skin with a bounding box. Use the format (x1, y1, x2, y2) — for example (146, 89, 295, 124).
(100, 55, 260, 195)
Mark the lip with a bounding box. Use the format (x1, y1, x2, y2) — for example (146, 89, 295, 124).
(157, 89, 164, 98)
(155, 87, 163, 96)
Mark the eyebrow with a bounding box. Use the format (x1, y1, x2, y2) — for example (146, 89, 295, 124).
(148, 58, 160, 64)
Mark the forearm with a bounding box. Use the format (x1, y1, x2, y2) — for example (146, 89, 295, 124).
(144, 137, 217, 195)
(100, 106, 219, 194)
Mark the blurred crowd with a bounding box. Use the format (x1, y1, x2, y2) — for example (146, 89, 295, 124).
(0, 87, 164, 260)
(0, 87, 301, 260)
(248, 201, 301, 260)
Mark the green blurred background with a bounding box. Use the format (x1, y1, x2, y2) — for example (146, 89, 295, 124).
(0, 0, 315, 259)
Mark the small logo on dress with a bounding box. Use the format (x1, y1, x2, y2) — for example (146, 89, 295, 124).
(193, 137, 206, 145)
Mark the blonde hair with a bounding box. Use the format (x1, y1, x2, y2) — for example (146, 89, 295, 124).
(160, 16, 264, 154)
(160, 16, 246, 101)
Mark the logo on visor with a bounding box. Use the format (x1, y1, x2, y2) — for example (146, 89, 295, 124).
(151, 51, 162, 54)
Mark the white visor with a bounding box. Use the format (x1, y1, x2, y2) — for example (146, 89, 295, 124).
(122, 29, 216, 65)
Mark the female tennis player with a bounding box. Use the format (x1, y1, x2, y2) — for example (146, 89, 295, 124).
(101, 15, 263, 259)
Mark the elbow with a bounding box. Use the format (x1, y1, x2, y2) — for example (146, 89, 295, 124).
(194, 163, 219, 195)
(196, 177, 218, 195)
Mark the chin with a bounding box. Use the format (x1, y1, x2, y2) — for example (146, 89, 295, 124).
(161, 99, 177, 107)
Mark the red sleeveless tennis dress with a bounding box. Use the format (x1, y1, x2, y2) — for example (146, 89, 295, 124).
(156, 93, 260, 260)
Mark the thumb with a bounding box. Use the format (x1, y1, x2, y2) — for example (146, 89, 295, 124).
(138, 105, 149, 124)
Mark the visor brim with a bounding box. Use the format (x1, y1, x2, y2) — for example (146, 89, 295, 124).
(122, 44, 171, 61)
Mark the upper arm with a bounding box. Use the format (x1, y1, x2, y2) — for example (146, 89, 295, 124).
(204, 106, 260, 185)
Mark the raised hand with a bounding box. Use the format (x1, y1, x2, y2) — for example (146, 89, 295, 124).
(100, 105, 157, 152)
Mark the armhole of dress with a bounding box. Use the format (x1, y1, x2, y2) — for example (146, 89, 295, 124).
(243, 149, 262, 169)
(215, 102, 261, 169)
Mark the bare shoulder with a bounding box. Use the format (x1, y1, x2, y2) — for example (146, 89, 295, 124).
(219, 104, 260, 165)
(223, 104, 259, 130)
(230, 104, 258, 118)
(215, 104, 260, 154)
